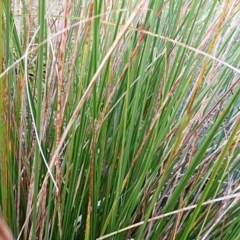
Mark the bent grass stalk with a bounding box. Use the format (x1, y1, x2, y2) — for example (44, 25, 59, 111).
(1, 1, 240, 240)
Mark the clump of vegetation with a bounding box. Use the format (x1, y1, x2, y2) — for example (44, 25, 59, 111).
(0, 0, 240, 239)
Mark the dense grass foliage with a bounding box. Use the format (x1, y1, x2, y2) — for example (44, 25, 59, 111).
(0, 0, 240, 239)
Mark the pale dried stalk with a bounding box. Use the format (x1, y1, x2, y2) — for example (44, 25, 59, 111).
(62, 2, 93, 115)
(36, 0, 147, 215)
(97, 192, 240, 240)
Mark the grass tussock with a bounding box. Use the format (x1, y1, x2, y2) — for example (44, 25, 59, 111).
(0, 0, 240, 239)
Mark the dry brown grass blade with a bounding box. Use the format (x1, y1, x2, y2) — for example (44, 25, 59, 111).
(186, 0, 230, 117)
(36, 0, 147, 215)
(55, 0, 72, 237)
(18, 1, 34, 231)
